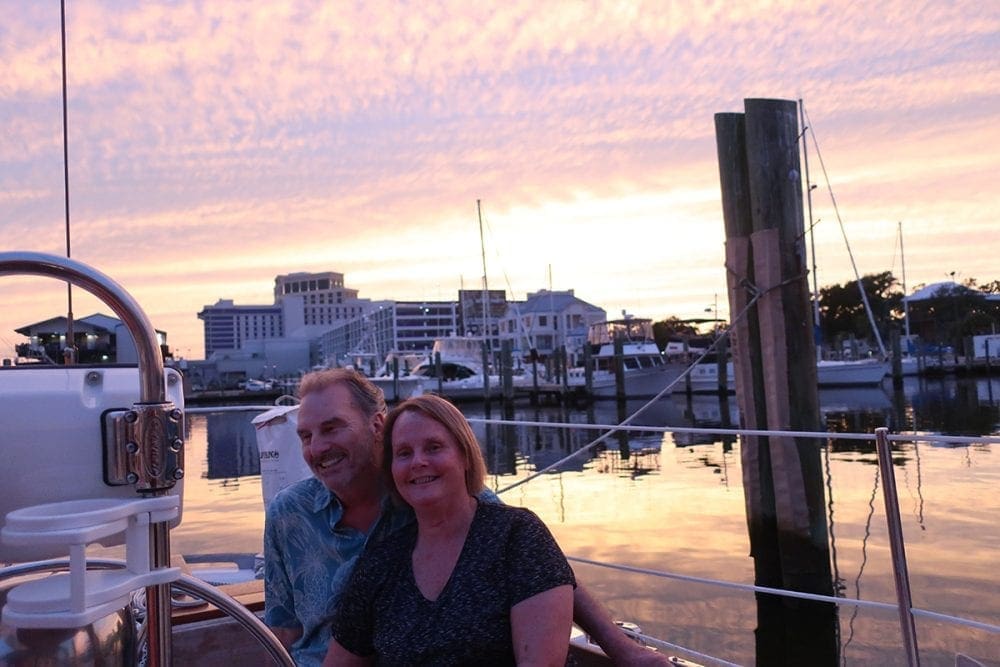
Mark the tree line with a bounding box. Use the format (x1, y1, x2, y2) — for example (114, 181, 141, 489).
(651, 273, 1000, 352)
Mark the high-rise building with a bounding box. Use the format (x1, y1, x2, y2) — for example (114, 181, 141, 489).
(197, 300, 282, 358)
(199, 271, 375, 358)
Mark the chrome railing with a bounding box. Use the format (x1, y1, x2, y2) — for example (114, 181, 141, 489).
(0, 252, 292, 667)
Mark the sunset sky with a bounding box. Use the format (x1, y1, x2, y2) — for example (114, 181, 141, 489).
(2, 1, 997, 359)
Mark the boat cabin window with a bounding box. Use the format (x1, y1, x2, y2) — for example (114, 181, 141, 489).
(624, 358, 640, 370)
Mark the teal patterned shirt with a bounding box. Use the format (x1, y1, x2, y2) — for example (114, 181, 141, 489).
(263, 478, 412, 667)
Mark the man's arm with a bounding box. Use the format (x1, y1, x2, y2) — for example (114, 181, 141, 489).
(572, 583, 670, 666)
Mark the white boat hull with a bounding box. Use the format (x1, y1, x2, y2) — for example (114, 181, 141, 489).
(679, 359, 889, 393)
(416, 375, 506, 401)
(816, 359, 889, 386)
(586, 364, 685, 398)
(369, 376, 426, 402)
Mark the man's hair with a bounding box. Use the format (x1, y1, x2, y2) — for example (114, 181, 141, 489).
(382, 393, 486, 504)
(296, 368, 387, 417)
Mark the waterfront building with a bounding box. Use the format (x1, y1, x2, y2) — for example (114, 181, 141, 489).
(456, 289, 511, 359)
(197, 271, 374, 358)
(189, 273, 601, 384)
(273, 271, 371, 339)
(397, 300, 462, 351)
(14, 313, 169, 364)
(197, 300, 283, 358)
(500, 290, 606, 363)
(313, 299, 461, 371)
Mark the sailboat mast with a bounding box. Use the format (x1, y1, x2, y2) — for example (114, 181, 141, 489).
(899, 221, 911, 341)
(801, 99, 888, 360)
(477, 199, 490, 351)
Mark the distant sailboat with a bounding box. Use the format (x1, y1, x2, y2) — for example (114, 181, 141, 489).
(800, 99, 889, 384)
(896, 221, 920, 376)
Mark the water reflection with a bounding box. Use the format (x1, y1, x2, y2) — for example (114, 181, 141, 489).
(467, 399, 680, 479)
(906, 376, 1000, 436)
(205, 412, 261, 480)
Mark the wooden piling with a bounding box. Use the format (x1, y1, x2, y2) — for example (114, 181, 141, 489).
(716, 98, 837, 665)
(559, 345, 569, 389)
(891, 329, 904, 388)
(613, 336, 625, 402)
(530, 353, 540, 406)
(715, 334, 729, 395)
(391, 356, 400, 402)
(501, 339, 514, 402)
(480, 340, 491, 403)
(683, 338, 693, 395)
(434, 351, 443, 395)
(552, 346, 563, 396)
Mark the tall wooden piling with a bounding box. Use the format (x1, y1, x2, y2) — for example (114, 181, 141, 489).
(434, 351, 443, 395)
(559, 345, 570, 395)
(500, 339, 514, 402)
(891, 329, 904, 388)
(716, 98, 837, 665)
(480, 340, 491, 403)
(391, 356, 400, 402)
(613, 336, 626, 402)
(530, 353, 540, 406)
(715, 334, 729, 395)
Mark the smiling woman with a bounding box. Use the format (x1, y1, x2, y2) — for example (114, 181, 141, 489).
(323, 394, 576, 666)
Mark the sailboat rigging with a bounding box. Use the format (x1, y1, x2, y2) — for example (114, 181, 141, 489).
(800, 99, 890, 365)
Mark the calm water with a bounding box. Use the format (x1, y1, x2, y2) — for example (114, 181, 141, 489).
(173, 376, 1000, 666)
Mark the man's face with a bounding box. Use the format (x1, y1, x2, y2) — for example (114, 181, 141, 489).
(296, 383, 384, 497)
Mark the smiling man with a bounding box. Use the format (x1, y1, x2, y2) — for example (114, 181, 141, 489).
(263, 368, 667, 666)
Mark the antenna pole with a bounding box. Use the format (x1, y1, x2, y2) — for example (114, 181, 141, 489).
(899, 221, 911, 341)
(477, 200, 491, 401)
(60, 0, 75, 365)
(478, 199, 490, 346)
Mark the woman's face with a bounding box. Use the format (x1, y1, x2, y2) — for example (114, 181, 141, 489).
(390, 410, 468, 508)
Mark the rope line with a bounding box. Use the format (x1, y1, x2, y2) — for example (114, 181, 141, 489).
(567, 556, 1000, 635)
(465, 418, 1000, 446)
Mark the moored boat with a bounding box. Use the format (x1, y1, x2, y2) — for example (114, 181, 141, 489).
(407, 334, 503, 400)
(552, 317, 684, 399)
(680, 355, 889, 393)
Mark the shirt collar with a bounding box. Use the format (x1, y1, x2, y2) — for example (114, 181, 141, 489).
(308, 478, 396, 527)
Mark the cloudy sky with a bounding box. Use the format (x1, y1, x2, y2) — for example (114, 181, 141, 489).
(1, 1, 997, 359)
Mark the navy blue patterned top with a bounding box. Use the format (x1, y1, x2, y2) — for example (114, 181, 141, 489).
(332, 501, 576, 666)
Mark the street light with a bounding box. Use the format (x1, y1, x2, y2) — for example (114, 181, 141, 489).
(704, 293, 719, 335)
